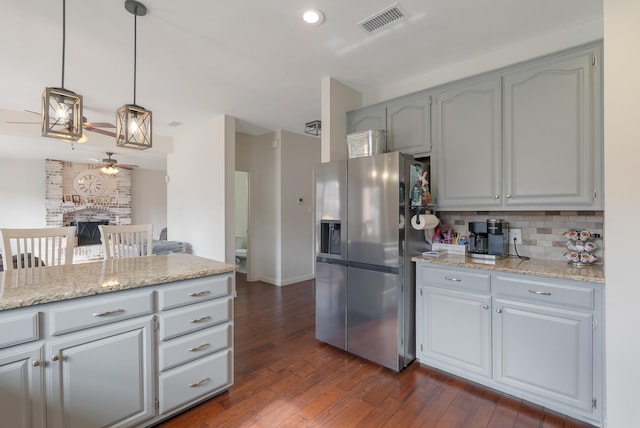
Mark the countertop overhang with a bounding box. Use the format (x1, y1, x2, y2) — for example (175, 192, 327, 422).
(0, 254, 237, 311)
(412, 255, 604, 284)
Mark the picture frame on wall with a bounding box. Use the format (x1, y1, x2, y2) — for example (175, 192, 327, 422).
(63, 194, 72, 203)
(72, 195, 80, 203)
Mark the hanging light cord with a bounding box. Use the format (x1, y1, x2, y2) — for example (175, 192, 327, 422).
(61, 0, 66, 88)
(133, 7, 138, 105)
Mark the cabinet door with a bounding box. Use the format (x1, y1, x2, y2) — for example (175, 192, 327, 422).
(503, 47, 600, 208)
(493, 299, 593, 412)
(46, 317, 154, 428)
(386, 93, 431, 155)
(433, 77, 502, 208)
(0, 344, 45, 428)
(347, 104, 386, 134)
(417, 286, 492, 378)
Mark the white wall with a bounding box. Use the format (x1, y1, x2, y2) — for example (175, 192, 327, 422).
(280, 131, 320, 284)
(131, 168, 167, 240)
(0, 158, 46, 227)
(235, 131, 279, 283)
(321, 77, 362, 162)
(167, 115, 231, 262)
(603, 0, 640, 426)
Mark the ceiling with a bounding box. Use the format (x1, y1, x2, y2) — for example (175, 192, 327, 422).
(0, 0, 602, 170)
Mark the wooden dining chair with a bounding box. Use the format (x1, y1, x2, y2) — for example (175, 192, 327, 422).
(99, 224, 153, 259)
(0, 226, 76, 271)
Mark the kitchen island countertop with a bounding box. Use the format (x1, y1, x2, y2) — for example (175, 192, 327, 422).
(412, 254, 604, 284)
(0, 253, 237, 311)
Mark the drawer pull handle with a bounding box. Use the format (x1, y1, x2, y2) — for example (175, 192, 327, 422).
(190, 316, 211, 324)
(188, 343, 211, 352)
(93, 308, 125, 317)
(32, 360, 41, 367)
(444, 276, 462, 282)
(528, 289, 551, 296)
(188, 377, 211, 387)
(189, 291, 211, 297)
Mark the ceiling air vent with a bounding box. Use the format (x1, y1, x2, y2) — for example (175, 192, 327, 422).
(358, 3, 407, 33)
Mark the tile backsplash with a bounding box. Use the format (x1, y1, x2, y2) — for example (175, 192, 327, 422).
(436, 211, 604, 262)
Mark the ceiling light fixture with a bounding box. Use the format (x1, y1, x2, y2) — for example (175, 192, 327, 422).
(116, 0, 152, 150)
(100, 165, 119, 175)
(42, 0, 83, 141)
(302, 8, 325, 25)
(304, 120, 321, 136)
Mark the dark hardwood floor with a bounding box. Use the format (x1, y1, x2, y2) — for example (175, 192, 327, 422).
(158, 273, 595, 427)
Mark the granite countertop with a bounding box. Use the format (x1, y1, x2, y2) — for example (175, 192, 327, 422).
(412, 255, 604, 284)
(0, 253, 237, 311)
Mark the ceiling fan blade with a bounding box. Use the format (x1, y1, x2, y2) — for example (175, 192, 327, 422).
(114, 165, 136, 170)
(85, 121, 116, 128)
(24, 109, 40, 116)
(85, 125, 116, 138)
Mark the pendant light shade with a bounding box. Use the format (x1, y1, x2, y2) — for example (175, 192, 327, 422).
(42, 0, 83, 141)
(117, 0, 152, 150)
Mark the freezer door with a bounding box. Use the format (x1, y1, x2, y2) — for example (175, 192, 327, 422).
(346, 266, 401, 371)
(315, 261, 347, 350)
(315, 160, 347, 260)
(347, 152, 401, 268)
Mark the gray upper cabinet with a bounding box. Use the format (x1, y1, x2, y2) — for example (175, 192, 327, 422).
(503, 46, 602, 208)
(386, 92, 432, 156)
(347, 104, 386, 135)
(347, 93, 432, 156)
(432, 77, 502, 208)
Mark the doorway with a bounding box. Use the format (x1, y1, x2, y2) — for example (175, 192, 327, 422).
(235, 171, 249, 274)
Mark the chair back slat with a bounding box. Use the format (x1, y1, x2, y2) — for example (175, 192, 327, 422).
(0, 227, 76, 271)
(98, 224, 152, 259)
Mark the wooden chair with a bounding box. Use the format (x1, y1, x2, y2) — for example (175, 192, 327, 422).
(0, 226, 76, 271)
(99, 224, 153, 259)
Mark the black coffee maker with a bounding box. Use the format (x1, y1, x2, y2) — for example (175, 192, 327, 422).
(468, 219, 509, 259)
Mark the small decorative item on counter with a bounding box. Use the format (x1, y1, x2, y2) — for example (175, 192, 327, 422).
(562, 230, 601, 265)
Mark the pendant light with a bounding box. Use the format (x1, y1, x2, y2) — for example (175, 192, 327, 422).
(116, 0, 152, 150)
(42, 0, 83, 141)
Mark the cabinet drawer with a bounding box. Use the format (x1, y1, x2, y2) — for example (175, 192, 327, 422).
(159, 349, 232, 415)
(49, 290, 154, 335)
(159, 298, 232, 341)
(158, 275, 232, 311)
(0, 311, 39, 349)
(421, 266, 491, 293)
(159, 324, 232, 372)
(494, 275, 594, 310)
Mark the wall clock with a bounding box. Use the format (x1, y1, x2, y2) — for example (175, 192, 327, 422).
(74, 170, 106, 197)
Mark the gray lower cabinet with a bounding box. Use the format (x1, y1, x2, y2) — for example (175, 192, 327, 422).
(0, 273, 235, 428)
(0, 342, 45, 428)
(415, 263, 603, 427)
(46, 317, 155, 428)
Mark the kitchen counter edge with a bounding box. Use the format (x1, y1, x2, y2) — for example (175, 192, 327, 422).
(0, 253, 237, 311)
(412, 255, 604, 284)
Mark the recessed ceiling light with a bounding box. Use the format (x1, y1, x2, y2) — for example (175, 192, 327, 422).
(302, 8, 324, 25)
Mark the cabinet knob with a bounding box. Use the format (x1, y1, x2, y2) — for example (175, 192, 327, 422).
(495, 194, 500, 199)
(496, 308, 503, 314)
(506, 194, 512, 198)
(32, 360, 41, 367)
(51, 355, 60, 362)
(482, 304, 489, 310)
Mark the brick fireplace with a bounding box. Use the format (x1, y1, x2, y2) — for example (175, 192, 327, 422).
(46, 159, 132, 247)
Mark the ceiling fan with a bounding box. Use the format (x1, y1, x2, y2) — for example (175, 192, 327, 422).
(92, 152, 138, 174)
(5, 109, 116, 139)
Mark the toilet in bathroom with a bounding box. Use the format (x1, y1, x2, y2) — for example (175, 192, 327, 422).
(235, 235, 247, 273)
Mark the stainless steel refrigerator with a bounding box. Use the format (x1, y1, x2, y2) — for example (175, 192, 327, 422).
(315, 152, 426, 371)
